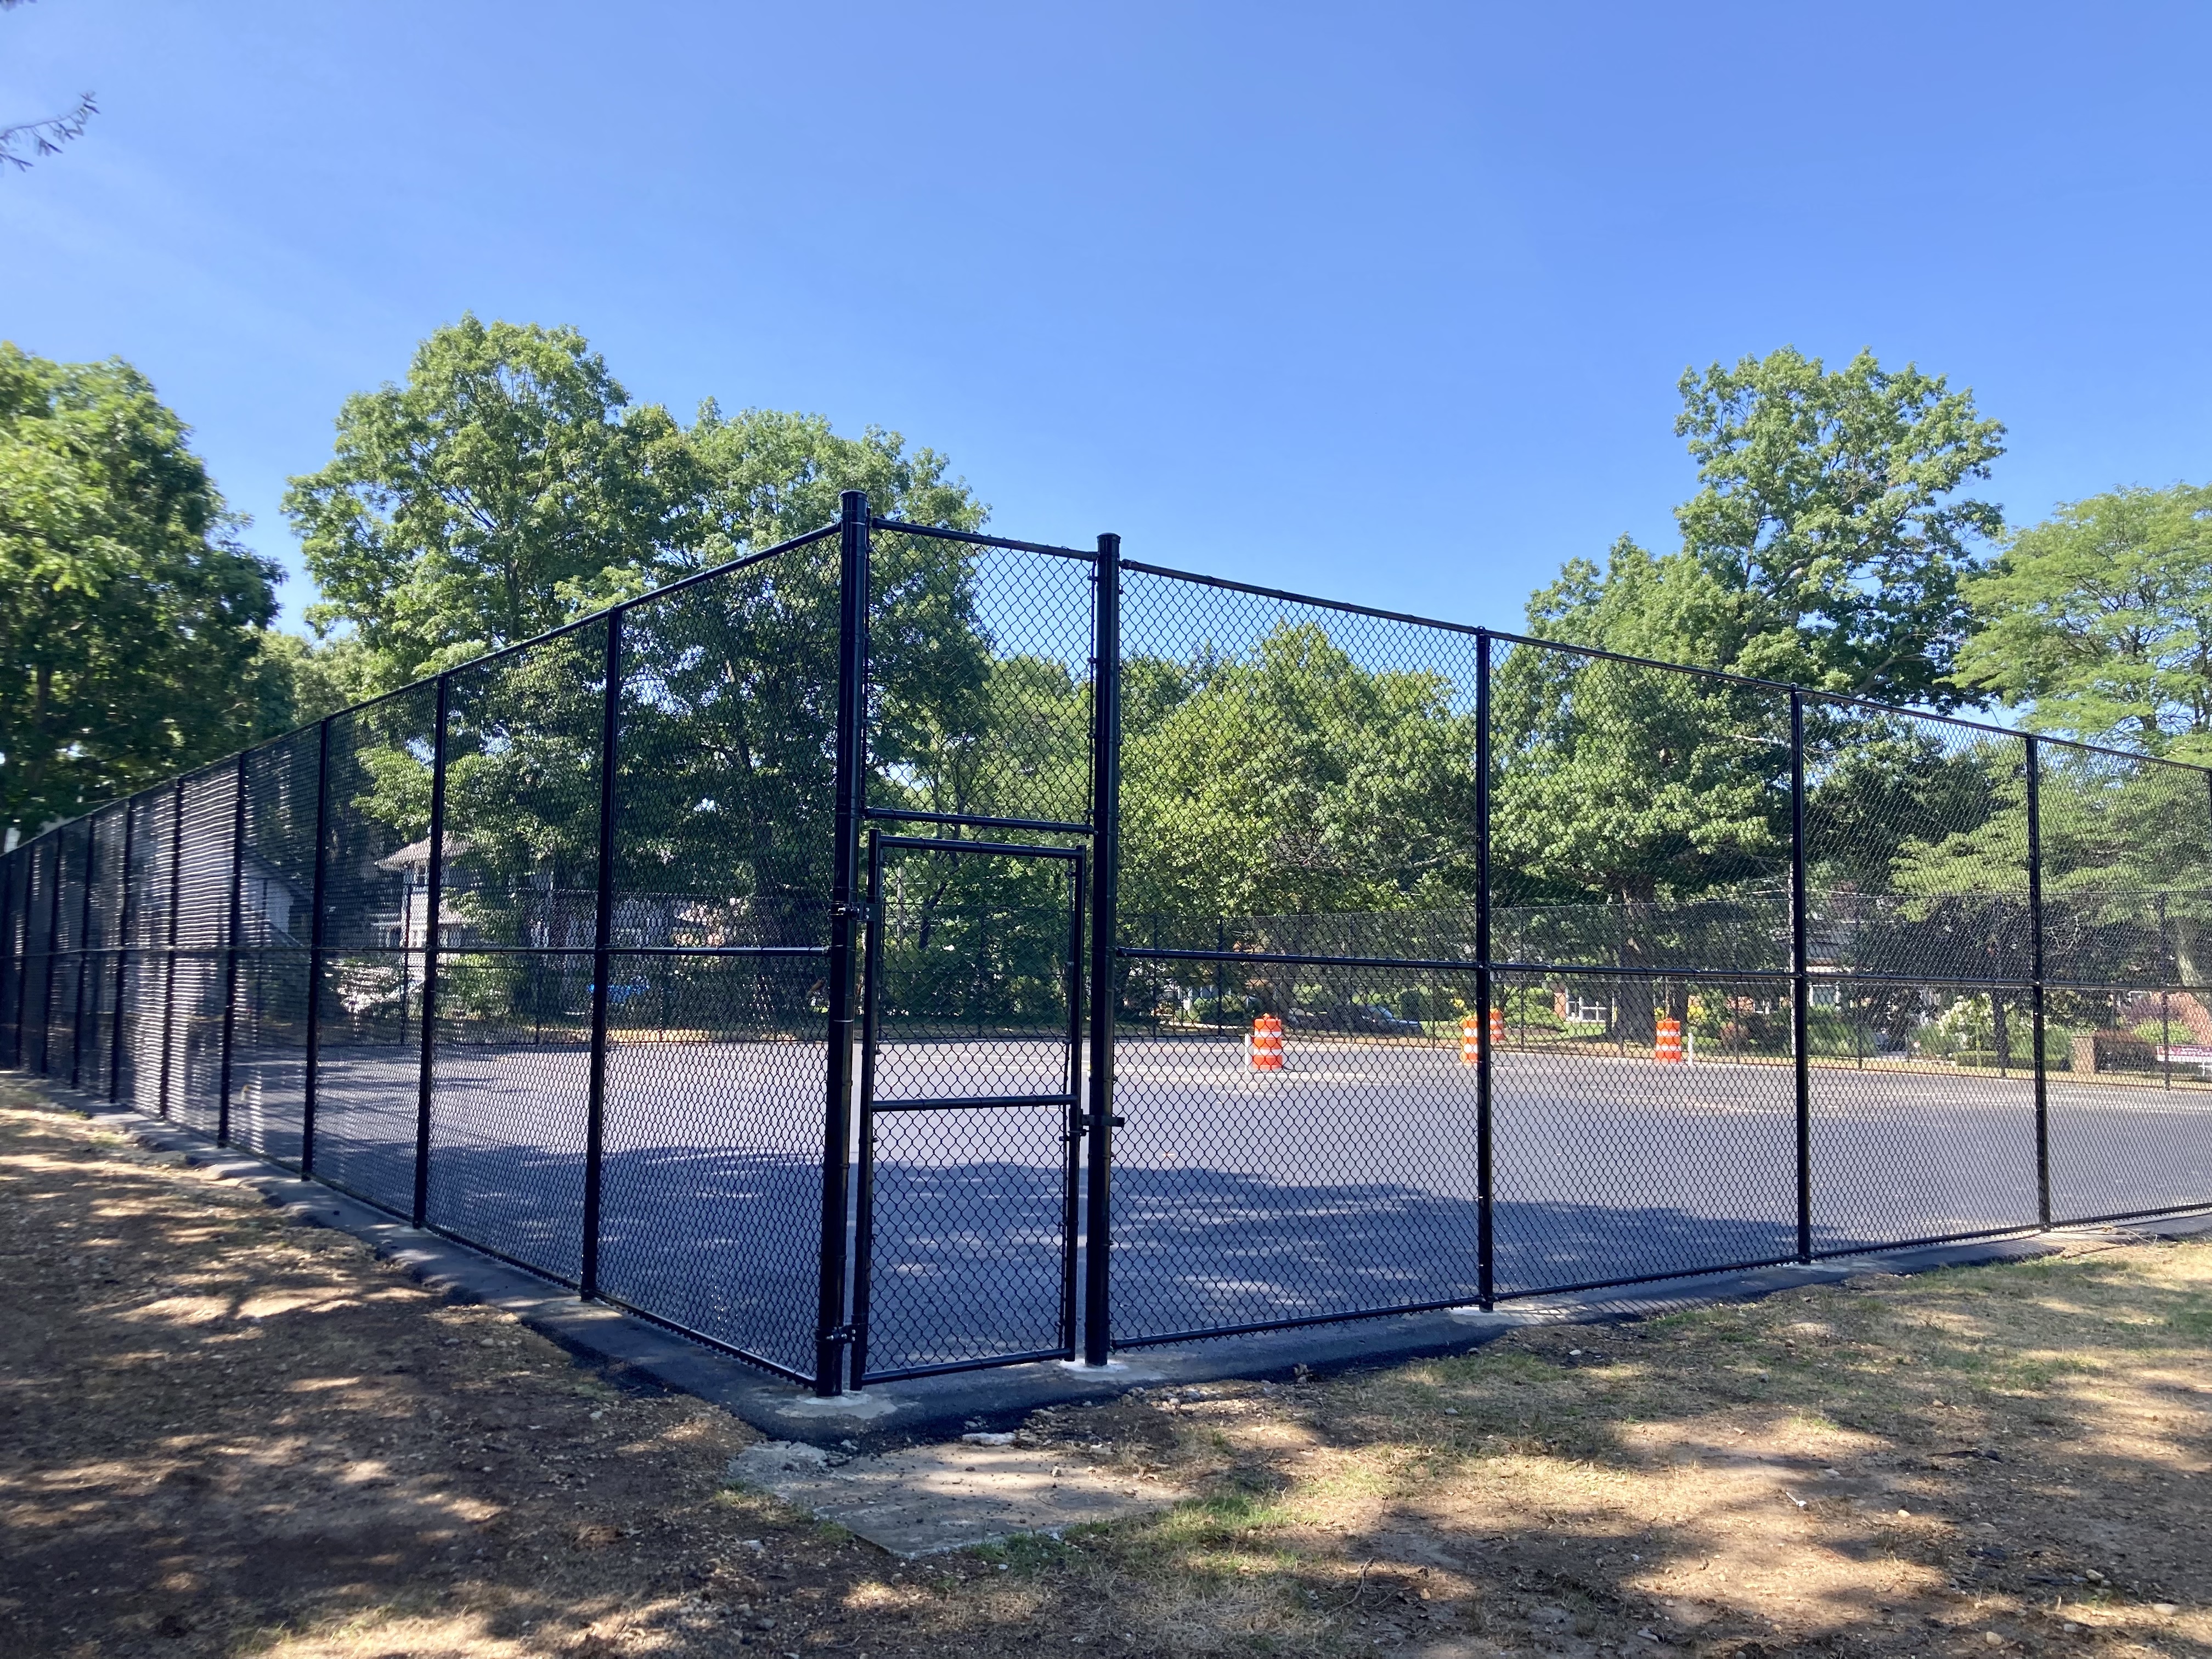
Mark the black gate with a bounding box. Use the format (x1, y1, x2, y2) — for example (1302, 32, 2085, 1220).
(851, 833, 1087, 1383)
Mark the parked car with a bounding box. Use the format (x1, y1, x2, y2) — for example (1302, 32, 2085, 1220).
(1351, 1003, 1424, 1035)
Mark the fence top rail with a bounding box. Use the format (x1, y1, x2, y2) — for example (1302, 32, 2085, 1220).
(868, 517, 1099, 562)
(1121, 557, 2212, 779)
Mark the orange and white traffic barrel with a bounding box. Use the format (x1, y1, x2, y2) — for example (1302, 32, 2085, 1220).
(1654, 1015, 1684, 1064)
(1459, 1008, 1508, 1064)
(1250, 1014, 1284, 1071)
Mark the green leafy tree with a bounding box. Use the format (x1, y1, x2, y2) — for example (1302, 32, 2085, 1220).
(287, 319, 994, 958)
(1672, 346, 2006, 704)
(1956, 483, 2212, 757)
(285, 314, 703, 689)
(1119, 623, 1482, 926)
(1533, 350, 2006, 701)
(686, 405, 982, 567)
(1491, 347, 2010, 1023)
(0, 343, 281, 838)
(601, 452, 990, 929)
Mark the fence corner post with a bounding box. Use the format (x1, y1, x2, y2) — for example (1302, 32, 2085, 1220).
(1477, 628, 1495, 1309)
(2027, 734, 2049, 1229)
(1475, 630, 1496, 1308)
(1790, 689, 1812, 1265)
(815, 489, 871, 1396)
(581, 610, 623, 1300)
(1083, 530, 1124, 1365)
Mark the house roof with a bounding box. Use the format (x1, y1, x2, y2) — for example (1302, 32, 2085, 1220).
(374, 834, 469, 874)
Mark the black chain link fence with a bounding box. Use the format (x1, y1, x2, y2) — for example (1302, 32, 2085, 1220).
(7, 496, 2212, 1395)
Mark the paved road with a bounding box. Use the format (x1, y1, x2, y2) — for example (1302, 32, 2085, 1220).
(177, 1032, 2212, 1379)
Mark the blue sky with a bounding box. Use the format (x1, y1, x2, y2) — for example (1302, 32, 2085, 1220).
(3, 1, 2207, 634)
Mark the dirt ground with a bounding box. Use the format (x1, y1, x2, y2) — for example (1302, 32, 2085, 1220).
(2, 1086, 2208, 1659)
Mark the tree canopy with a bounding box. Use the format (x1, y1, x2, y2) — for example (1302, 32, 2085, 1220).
(285, 315, 701, 691)
(1532, 348, 2005, 708)
(286, 318, 989, 704)
(0, 343, 283, 839)
(1957, 482, 2212, 758)
(1119, 623, 1482, 927)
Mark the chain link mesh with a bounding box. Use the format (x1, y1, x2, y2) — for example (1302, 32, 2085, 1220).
(2039, 746, 2212, 1221)
(584, 536, 839, 1376)
(420, 624, 609, 1282)
(228, 727, 321, 1167)
(855, 838, 1082, 1376)
(9, 522, 2212, 1384)
(313, 686, 438, 1215)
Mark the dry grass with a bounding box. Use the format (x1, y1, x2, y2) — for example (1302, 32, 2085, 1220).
(3, 1084, 2208, 1659)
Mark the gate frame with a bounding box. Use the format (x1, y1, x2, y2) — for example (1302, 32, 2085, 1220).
(849, 830, 1087, 1386)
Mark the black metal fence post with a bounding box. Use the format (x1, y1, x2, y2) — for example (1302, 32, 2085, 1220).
(15, 843, 35, 1072)
(580, 608, 623, 1300)
(1084, 531, 1123, 1365)
(157, 789, 184, 1114)
(0, 847, 16, 1071)
(217, 755, 250, 1145)
(814, 489, 870, 1395)
(2026, 734, 2049, 1228)
(1790, 690, 1812, 1263)
(71, 817, 98, 1088)
(39, 833, 63, 1074)
(1475, 629, 1496, 1308)
(1062, 847, 1088, 1359)
(1, 848, 16, 1070)
(110, 799, 134, 1102)
(413, 675, 451, 1230)
(301, 719, 331, 1175)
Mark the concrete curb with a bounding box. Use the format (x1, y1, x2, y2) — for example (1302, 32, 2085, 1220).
(33, 1085, 2212, 1450)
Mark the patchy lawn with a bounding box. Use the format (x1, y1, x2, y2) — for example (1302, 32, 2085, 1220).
(2, 1085, 2208, 1659)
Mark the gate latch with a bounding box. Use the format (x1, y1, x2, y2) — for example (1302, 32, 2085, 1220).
(822, 1323, 862, 1346)
(1074, 1111, 1125, 1132)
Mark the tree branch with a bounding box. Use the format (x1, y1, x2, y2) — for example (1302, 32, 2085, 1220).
(0, 93, 96, 172)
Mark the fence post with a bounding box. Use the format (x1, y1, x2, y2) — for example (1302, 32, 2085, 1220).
(158, 782, 185, 1116)
(71, 820, 98, 1088)
(110, 799, 134, 1102)
(814, 489, 870, 1396)
(1790, 690, 1812, 1264)
(0, 848, 15, 1070)
(302, 718, 331, 1175)
(1083, 531, 1123, 1366)
(1475, 630, 1495, 1308)
(217, 755, 250, 1145)
(580, 609, 623, 1299)
(14, 843, 35, 1072)
(413, 675, 451, 1230)
(2026, 735, 2049, 1228)
(40, 833, 64, 1074)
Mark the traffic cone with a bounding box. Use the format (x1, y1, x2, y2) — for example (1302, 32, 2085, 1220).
(1655, 1015, 1684, 1063)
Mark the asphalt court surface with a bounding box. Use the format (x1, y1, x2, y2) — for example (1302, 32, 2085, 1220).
(189, 1033, 2212, 1378)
